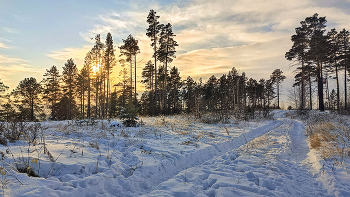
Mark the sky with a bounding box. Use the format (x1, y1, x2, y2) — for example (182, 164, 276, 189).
(1, 0, 350, 108)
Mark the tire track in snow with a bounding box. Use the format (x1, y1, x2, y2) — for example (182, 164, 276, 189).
(141, 119, 287, 196)
(277, 119, 331, 197)
(131, 119, 284, 196)
(145, 118, 332, 197)
(287, 120, 309, 162)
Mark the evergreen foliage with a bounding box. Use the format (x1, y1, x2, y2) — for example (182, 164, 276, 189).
(119, 103, 139, 127)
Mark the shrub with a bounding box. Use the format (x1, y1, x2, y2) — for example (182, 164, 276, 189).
(119, 103, 139, 127)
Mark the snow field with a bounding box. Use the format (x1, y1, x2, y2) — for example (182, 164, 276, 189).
(0, 115, 271, 196)
(0, 111, 349, 196)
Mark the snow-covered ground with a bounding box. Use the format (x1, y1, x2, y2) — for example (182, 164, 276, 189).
(0, 110, 349, 196)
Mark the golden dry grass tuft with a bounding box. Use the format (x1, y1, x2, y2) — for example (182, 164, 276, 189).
(309, 133, 321, 150)
(307, 122, 335, 151)
(306, 120, 350, 160)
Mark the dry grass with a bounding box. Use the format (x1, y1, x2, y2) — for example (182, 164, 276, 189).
(89, 142, 100, 150)
(193, 133, 204, 141)
(181, 140, 198, 148)
(306, 120, 350, 160)
(309, 133, 322, 150)
(307, 122, 335, 151)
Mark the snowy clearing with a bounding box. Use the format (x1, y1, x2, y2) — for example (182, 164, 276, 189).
(0, 110, 349, 196)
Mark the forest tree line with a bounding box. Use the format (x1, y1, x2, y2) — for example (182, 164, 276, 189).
(0, 10, 286, 122)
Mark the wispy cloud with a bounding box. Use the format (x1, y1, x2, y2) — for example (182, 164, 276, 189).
(47, 45, 92, 67)
(0, 63, 43, 89)
(50, 0, 350, 91)
(80, 11, 145, 43)
(0, 55, 26, 64)
(0, 43, 9, 49)
(0, 64, 38, 73)
(4, 27, 19, 34)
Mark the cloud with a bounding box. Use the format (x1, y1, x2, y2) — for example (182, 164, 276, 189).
(80, 11, 146, 43)
(0, 55, 26, 63)
(4, 27, 19, 34)
(47, 45, 92, 67)
(0, 64, 38, 74)
(49, 0, 350, 102)
(0, 63, 43, 90)
(172, 38, 291, 81)
(0, 43, 9, 49)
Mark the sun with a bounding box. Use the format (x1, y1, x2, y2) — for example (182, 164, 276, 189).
(92, 65, 99, 74)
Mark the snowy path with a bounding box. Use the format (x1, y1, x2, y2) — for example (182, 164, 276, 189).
(145, 118, 332, 197)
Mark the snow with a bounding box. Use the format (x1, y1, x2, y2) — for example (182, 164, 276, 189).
(0, 110, 349, 196)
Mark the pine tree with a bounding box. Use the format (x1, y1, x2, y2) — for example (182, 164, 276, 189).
(264, 79, 275, 109)
(218, 74, 229, 113)
(270, 69, 286, 109)
(183, 76, 196, 113)
(83, 51, 93, 119)
(12, 77, 42, 121)
(246, 78, 258, 109)
(76, 67, 89, 119)
(0, 79, 8, 93)
(119, 35, 140, 104)
(286, 20, 308, 110)
(167, 66, 182, 114)
(62, 58, 78, 120)
(141, 60, 155, 115)
(117, 59, 131, 108)
(104, 32, 116, 117)
(146, 10, 161, 115)
(227, 68, 239, 110)
(92, 34, 104, 118)
(203, 75, 218, 112)
(42, 65, 61, 120)
(337, 28, 350, 110)
(306, 13, 327, 111)
(157, 23, 178, 114)
(326, 29, 340, 111)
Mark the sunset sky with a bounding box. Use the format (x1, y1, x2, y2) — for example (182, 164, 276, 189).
(1, 0, 350, 107)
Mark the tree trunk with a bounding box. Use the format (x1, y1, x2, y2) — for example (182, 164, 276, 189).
(68, 84, 72, 120)
(345, 61, 347, 110)
(31, 97, 34, 121)
(277, 83, 280, 109)
(134, 55, 137, 105)
(300, 60, 305, 110)
(130, 57, 133, 104)
(82, 89, 85, 119)
(95, 78, 99, 118)
(154, 34, 158, 116)
(317, 60, 324, 111)
(309, 75, 312, 110)
(336, 66, 340, 111)
(103, 70, 106, 119)
(107, 68, 110, 118)
(87, 69, 91, 119)
(150, 69, 154, 116)
(164, 65, 167, 115)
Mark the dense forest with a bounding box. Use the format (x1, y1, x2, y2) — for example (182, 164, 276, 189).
(4, 11, 350, 123)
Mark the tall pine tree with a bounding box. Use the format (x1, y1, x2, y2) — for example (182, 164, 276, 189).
(42, 65, 61, 120)
(62, 58, 78, 120)
(146, 10, 161, 115)
(157, 23, 178, 114)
